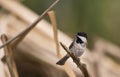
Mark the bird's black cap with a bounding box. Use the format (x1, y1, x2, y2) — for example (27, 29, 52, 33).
(77, 32, 87, 38)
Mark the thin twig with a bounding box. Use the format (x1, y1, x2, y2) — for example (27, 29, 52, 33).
(0, 0, 60, 49)
(1, 34, 19, 77)
(60, 42, 90, 77)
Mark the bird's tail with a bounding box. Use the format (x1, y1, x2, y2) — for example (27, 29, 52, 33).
(56, 55, 69, 65)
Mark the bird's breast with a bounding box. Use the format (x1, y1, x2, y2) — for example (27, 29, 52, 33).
(70, 43, 86, 57)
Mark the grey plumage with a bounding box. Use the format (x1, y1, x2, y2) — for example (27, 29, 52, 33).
(56, 32, 87, 65)
(56, 55, 69, 65)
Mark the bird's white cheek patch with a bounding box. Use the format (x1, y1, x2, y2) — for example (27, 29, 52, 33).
(78, 36, 87, 43)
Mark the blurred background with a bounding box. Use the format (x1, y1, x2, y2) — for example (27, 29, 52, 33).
(0, 0, 120, 77)
(23, 0, 120, 48)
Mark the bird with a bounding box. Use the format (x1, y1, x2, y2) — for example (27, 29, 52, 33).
(56, 32, 87, 65)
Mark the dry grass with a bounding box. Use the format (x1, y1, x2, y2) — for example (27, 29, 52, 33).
(0, 0, 120, 77)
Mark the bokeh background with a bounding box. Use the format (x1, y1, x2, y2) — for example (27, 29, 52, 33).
(23, 0, 120, 48)
(0, 0, 120, 77)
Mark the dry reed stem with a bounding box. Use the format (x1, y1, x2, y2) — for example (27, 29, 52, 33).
(0, 0, 60, 49)
(1, 34, 19, 77)
(48, 11, 76, 77)
(47, 11, 61, 58)
(60, 42, 90, 77)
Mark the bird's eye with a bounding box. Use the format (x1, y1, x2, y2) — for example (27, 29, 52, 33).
(76, 37, 83, 44)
